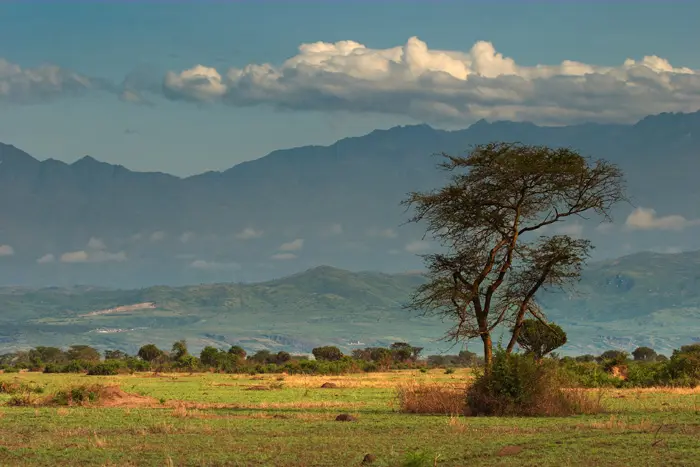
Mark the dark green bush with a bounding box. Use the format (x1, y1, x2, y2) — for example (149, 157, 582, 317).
(87, 361, 121, 376)
(467, 348, 602, 416)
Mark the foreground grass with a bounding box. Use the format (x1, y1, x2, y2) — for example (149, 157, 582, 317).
(0, 370, 698, 466)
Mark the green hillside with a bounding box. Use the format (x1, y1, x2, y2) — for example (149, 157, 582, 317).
(1, 255, 699, 356)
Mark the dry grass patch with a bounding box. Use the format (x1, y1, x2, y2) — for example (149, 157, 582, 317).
(397, 381, 467, 415)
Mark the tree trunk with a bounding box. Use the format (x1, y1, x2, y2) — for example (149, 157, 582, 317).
(481, 332, 493, 371)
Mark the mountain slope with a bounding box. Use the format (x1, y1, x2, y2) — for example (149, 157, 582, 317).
(1, 110, 700, 287)
(1, 253, 699, 356)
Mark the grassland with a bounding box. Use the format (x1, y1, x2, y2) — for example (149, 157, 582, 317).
(0, 370, 698, 466)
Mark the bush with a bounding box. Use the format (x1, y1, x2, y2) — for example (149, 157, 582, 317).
(467, 348, 603, 416)
(87, 361, 121, 376)
(560, 360, 626, 388)
(51, 384, 107, 405)
(397, 382, 466, 415)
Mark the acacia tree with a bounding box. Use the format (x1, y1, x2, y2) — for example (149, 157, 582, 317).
(403, 142, 625, 369)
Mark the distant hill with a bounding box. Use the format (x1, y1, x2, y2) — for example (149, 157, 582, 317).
(1, 110, 700, 287)
(1, 253, 698, 356)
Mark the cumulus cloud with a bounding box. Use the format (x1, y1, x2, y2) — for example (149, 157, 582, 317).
(36, 253, 55, 264)
(160, 37, 700, 125)
(279, 238, 304, 252)
(235, 227, 264, 240)
(367, 228, 398, 239)
(60, 250, 127, 263)
(405, 240, 432, 254)
(271, 253, 297, 261)
(625, 207, 700, 231)
(87, 237, 106, 250)
(0, 244, 14, 256)
(0, 58, 103, 104)
(60, 238, 126, 263)
(190, 259, 241, 270)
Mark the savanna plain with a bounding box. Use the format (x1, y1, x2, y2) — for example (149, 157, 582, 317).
(0, 370, 698, 467)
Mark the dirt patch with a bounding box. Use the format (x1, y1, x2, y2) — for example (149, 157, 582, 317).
(97, 386, 157, 408)
(246, 385, 272, 391)
(335, 413, 357, 422)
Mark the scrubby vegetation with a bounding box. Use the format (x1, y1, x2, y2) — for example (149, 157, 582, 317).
(1, 340, 697, 393)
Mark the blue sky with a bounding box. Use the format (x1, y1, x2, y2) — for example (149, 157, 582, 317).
(0, 1, 699, 175)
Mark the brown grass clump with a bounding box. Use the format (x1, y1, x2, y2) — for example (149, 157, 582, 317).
(396, 381, 466, 415)
(39, 384, 156, 408)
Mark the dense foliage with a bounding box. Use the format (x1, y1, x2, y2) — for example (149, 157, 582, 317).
(0, 342, 697, 387)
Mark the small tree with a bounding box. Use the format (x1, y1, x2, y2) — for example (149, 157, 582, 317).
(403, 142, 625, 370)
(632, 346, 657, 362)
(228, 345, 246, 359)
(515, 319, 567, 361)
(104, 350, 128, 360)
(137, 344, 163, 363)
(390, 342, 414, 362)
(200, 346, 222, 368)
(275, 351, 291, 364)
(171, 340, 189, 361)
(312, 346, 343, 362)
(66, 345, 101, 362)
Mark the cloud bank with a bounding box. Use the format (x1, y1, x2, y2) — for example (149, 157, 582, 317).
(625, 207, 700, 231)
(0, 58, 99, 104)
(161, 37, 700, 125)
(3, 37, 700, 125)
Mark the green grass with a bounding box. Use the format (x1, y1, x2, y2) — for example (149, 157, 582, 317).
(0, 370, 698, 466)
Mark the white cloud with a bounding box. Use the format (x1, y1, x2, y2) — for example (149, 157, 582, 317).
(554, 223, 583, 238)
(625, 207, 700, 231)
(405, 240, 432, 254)
(190, 259, 241, 270)
(163, 65, 227, 102)
(36, 253, 55, 264)
(279, 238, 304, 252)
(150, 231, 166, 242)
(60, 250, 127, 263)
(367, 228, 398, 239)
(0, 244, 14, 256)
(60, 237, 126, 263)
(87, 237, 106, 250)
(235, 227, 264, 240)
(271, 253, 297, 261)
(0, 58, 98, 104)
(160, 37, 700, 125)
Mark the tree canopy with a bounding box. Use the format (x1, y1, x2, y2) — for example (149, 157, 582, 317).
(403, 142, 625, 368)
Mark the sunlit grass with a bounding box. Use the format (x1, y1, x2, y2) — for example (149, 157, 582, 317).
(0, 370, 698, 466)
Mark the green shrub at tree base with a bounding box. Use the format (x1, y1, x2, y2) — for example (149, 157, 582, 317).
(467, 348, 603, 416)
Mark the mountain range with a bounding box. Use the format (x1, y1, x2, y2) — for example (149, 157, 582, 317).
(0, 250, 698, 356)
(1, 110, 700, 288)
